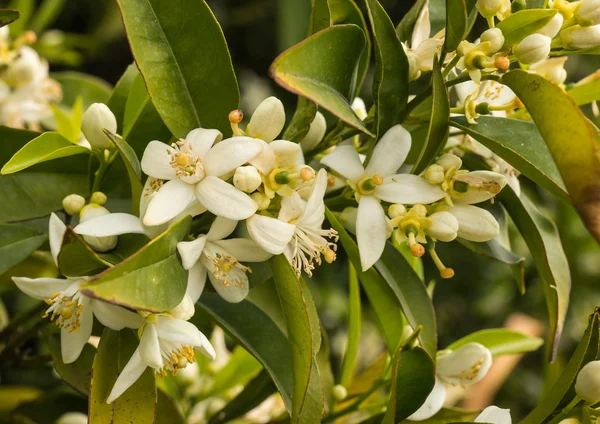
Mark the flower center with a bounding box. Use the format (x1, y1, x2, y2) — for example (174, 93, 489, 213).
(289, 226, 338, 277)
(168, 139, 205, 184)
(357, 174, 384, 195)
(202, 243, 251, 288)
(43, 286, 83, 332)
(158, 341, 196, 377)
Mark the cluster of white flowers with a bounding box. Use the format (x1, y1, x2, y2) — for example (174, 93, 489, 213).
(0, 26, 61, 129)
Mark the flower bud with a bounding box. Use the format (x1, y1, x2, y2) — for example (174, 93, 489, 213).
(56, 412, 88, 424)
(169, 294, 195, 321)
(246, 97, 285, 142)
(457, 40, 474, 57)
(79, 204, 118, 251)
(436, 342, 493, 386)
(560, 24, 600, 49)
(442, 204, 500, 242)
(476, 0, 505, 18)
(5, 47, 41, 88)
(481, 28, 505, 53)
(538, 12, 564, 38)
(351, 97, 368, 120)
(81, 103, 117, 150)
(436, 153, 463, 171)
(425, 164, 446, 185)
(576, 0, 600, 26)
(233, 166, 262, 193)
(90, 191, 107, 206)
(332, 385, 348, 401)
(514, 34, 551, 64)
(428, 212, 459, 242)
(511, 0, 527, 13)
(388, 203, 407, 219)
(62, 194, 85, 216)
(547, 66, 568, 84)
(575, 360, 600, 402)
(300, 111, 327, 153)
(251, 192, 271, 210)
(407, 52, 422, 81)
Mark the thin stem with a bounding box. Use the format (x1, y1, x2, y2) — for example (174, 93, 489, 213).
(322, 379, 390, 423)
(442, 55, 460, 79)
(91, 150, 118, 193)
(547, 396, 582, 424)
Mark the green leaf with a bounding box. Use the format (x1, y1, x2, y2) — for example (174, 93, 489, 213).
(89, 328, 156, 423)
(57, 227, 112, 277)
(270, 255, 323, 424)
(155, 390, 186, 424)
(53, 72, 113, 110)
(107, 63, 139, 134)
(498, 188, 570, 361)
(104, 130, 143, 215)
(81, 216, 190, 312)
(52, 97, 83, 144)
(567, 79, 600, 106)
(375, 241, 438, 359)
(309, 0, 330, 34)
(283, 98, 318, 143)
(270, 25, 373, 136)
(445, 0, 468, 52)
(364, 0, 409, 137)
(116, 0, 239, 138)
(28, 0, 66, 33)
(447, 329, 544, 358)
(400, 408, 479, 424)
(519, 310, 600, 424)
(503, 70, 600, 244)
(383, 346, 435, 423)
(1, 132, 89, 175)
(196, 293, 294, 412)
(496, 9, 557, 48)
(449, 115, 568, 202)
(412, 56, 450, 174)
(7, 0, 32, 35)
(326, 208, 405, 353)
(42, 330, 95, 396)
(0, 9, 20, 28)
(0, 224, 45, 275)
(207, 346, 262, 396)
(339, 263, 362, 388)
(396, 0, 427, 43)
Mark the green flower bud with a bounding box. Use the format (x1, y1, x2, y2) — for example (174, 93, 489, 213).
(90, 191, 107, 206)
(332, 385, 348, 401)
(79, 204, 118, 252)
(81, 103, 117, 150)
(62, 194, 85, 216)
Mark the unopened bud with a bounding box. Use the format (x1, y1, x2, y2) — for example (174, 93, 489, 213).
(81, 103, 117, 149)
(511, 0, 527, 13)
(547, 66, 568, 84)
(425, 164, 446, 185)
(233, 166, 262, 193)
(388, 203, 407, 218)
(494, 55, 510, 71)
(169, 294, 195, 321)
(332, 385, 348, 401)
(436, 153, 463, 171)
(300, 111, 327, 153)
(481, 28, 505, 53)
(427, 211, 459, 242)
(476, 0, 505, 18)
(560, 24, 600, 49)
(457, 40, 474, 57)
(79, 204, 118, 252)
(575, 360, 600, 402)
(62, 194, 85, 216)
(576, 0, 600, 26)
(538, 13, 564, 38)
(90, 191, 107, 205)
(251, 192, 270, 210)
(514, 34, 551, 64)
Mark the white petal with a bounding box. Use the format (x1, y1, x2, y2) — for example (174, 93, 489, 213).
(445, 204, 500, 242)
(365, 125, 412, 177)
(155, 318, 216, 359)
(454, 80, 478, 105)
(91, 299, 144, 330)
(415, 38, 443, 72)
(375, 175, 445, 204)
(352, 98, 368, 120)
(320, 145, 365, 182)
(143, 179, 196, 226)
(139, 322, 163, 369)
(74, 213, 145, 237)
(106, 347, 147, 404)
(212, 238, 273, 262)
(278, 192, 306, 223)
(203, 137, 264, 177)
(454, 171, 507, 205)
(300, 111, 327, 153)
(208, 272, 249, 303)
(12, 277, 71, 300)
(246, 214, 296, 255)
(475, 406, 512, 424)
(177, 236, 207, 270)
(437, 342, 492, 386)
(411, 0, 431, 47)
(246, 96, 285, 142)
(407, 378, 446, 421)
(187, 261, 208, 303)
(195, 176, 257, 220)
(302, 169, 328, 221)
(206, 217, 238, 241)
(185, 128, 222, 158)
(61, 303, 93, 364)
(140, 140, 177, 180)
(356, 196, 387, 271)
(270, 139, 301, 168)
(49, 213, 67, 265)
(248, 140, 276, 175)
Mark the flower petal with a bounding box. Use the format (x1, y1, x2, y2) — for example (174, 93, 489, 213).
(300, 111, 327, 153)
(475, 406, 512, 424)
(61, 302, 93, 364)
(437, 342, 492, 386)
(155, 318, 216, 360)
(212, 238, 273, 262)
(74, 213, 145, 237)
(301, 168, 328, 223)
(444, 204, 500, 242)
(177, 236, 207, 270)
(320, 145, 365, 182)
(248, 140, 275, 175)
(411, 0, 431, 48)
(203, 137, 264, 177)
(375, 175, 446, 204)
(139, 322, 163, 369)
(453, 171, 507, 205)
(246, 214, 296, 255)
(143, 179, 196, 226)
(49, 213, 67, 265)
(356, 196, 387, 271)
(195, 176, 257, 220)
(208, 272, 249, 303)
(364, 125, 412, 177)
(278, 191, 306, 223)
(270, 139, 301, 168)
(246, 96, 285, 142)
(187, 261, 207, 303)
(407, 378, 446, 421)
(12, 277, 71, 300)
(140, 140, 177, 180)
(206, 217, 238, 241)
(106, 347, 147, 404)
(91, 299, 144, 330)
(185, 128, 222, 158)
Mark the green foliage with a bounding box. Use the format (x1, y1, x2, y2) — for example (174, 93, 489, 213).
(496, 9, 557, 48)
(447, 329, 544, 357)
(0, 224, 46, 274)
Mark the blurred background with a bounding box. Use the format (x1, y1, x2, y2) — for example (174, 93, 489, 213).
(1, 0, 600, 421)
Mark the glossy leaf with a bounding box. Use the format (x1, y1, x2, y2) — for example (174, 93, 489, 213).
(412, 57, 450, 174)
(519, 310, 599, 424)
(496, 9, 557, 48)
(0, 9, 20, 27)
(270, 25, 372, 136)
(117, 0, 239, 138)
(0, 224, 45, 275)
(155, 390, 186, 424)
(450, 115, 568, 201)
(445, 0, 468, 52)
(107, 63, 139, 133)
(503, 70, 600, 243)
(396, 0, 427, 43)
(447, 329, 543, 358)
(365, 0, 409, 137)
(283, 98, 317, 143)
(53, 72, 112, 110)
(1, 132, 89, 175)
(196, 293, 294, 411)
(58, 227, 112, 277)
(567, 79, 600, 106)
(104, 130, 143, 215)
(89, 328, 156, 423)
(81, 216, 190, 312)
(339, 263, 362, 388)
(270, 255, 323, 423)
(498, 188, 570, 361)
(309, 0, 330, 33)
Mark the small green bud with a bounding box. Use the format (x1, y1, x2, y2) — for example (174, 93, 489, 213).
(475, 102, 492, 115)
(90, 191, 107, 206)
(453, 180, 470, 193)
(62, 194, 85, 216)
(332, 385, 348, 401)
(511, 0, 527, 13)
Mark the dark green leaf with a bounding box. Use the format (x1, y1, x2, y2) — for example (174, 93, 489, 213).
(0, 9, 20, 28)
(496, 9, 557, 48)
(89, 328, 156, 423)
(116, 0, 239, 137)
(396, 0, 427, 43)
(445, 0, 468, 52)
(156, 390, 186, 424)
(107, 63, 139, 134)
(339, 263, 362, 388)
(81, 216, 190, 312)
(309, 0, 330, 34)
(447, 328, 544, 357)
(58, 227, 112, 277)
(53, 72, 113, 110)
(283, 97, 317, 143)
(104, 130, 143, 215)
(0, 224, 45, 275)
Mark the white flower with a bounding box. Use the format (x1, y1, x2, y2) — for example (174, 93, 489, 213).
(454, 79, 517, 123)
(538, 12, 564, 38)
(576, 0, 600, 26)
(247, 169, 338, 276)
(177, 217, 272, 303)
(233, 165, 262, 193)
(141, 128, 263, 225)
(514, 34, 551, 65)
(299, 111, 327, 153)
(530, 57, 568, 85)
(12, 213, 143, 364)
(560, 24, 600, 49)
(81, 103, 117, 150)
(79, 204, 118, 252)
(438, 204, 500, 242)
(106, 313, 215, 403)
(481, 28, 505, 53)
(475, 406, 512, 424)
(321, 125, 445, 270)
(575, 360, 600, 402)
(427, 211, 459, 242)
(476, 0, 510, 18)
